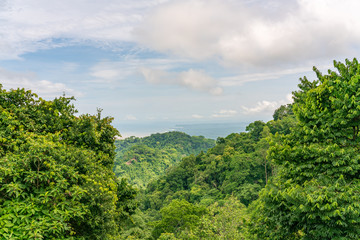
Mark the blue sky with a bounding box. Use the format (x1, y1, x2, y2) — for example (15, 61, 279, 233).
(1, 0, 359, 137)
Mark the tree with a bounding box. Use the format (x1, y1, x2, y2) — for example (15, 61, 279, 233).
(246, 121, 266, 141)
(267, 104, 296, 136)
(248, 59, 360, 239)
(256, 126, 271, 184)
(151, 199, 206, 239)
(272, 104, 293, 121)
(187, 196, 247, 240)
(0, 86, 136, 239)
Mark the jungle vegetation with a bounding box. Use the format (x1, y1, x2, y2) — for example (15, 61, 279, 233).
(113, 132, 215, 188)
(1, 58, 360, 239)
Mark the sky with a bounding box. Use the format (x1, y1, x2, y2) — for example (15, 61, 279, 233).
(1, 0, 360, 137)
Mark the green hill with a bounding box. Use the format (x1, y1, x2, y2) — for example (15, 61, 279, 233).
(143, 112, 296, 212)
(113, 132, 215, 188)
(120, 106, 296, 239)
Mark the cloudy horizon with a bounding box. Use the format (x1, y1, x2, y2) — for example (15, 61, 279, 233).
(0, 0, 359, 137)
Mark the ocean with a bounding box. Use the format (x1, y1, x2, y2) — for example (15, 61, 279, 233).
(115, 122, 250, 140)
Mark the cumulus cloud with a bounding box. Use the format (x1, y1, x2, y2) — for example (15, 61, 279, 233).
(2, 0, 359, 101)
(140, 68, 223, 95)
(241, 94, 293, 115)
(1, 0, 359, 67)
(241, 101, 279, 115)
(212, 109, 237, 118)
(286, 93, 294, 103)
(0, 68, 80, 98)
(135, 0, 360, 67)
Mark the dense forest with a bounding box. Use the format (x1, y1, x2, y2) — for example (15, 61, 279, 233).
(0, 88, 137, 239)
(118, 103, 296, 239)
(113, 132, 215, 188)
(1, 58, 360, 239)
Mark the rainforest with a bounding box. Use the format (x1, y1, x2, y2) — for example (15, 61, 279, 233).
(1, 59, 360, 239)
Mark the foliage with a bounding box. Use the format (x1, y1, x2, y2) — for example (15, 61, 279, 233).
(151, 199, 206, 239)
(114, 132, 215, 188)
(142, 123, 279, 212)
(0, 86, 136, 239)
(246, 120, 266, 141)
(116, 99, 295, 239)
(248, 58, 360, 239)
(267, 104, 297, 136)
(119, 209, 153, 240)
(185, 195, 247, 239)
(273, 104, 293, 121)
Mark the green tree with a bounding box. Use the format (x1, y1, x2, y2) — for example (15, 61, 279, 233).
(267, 104, 296, 136)
(151, 199, 206, 239)
(246, 121, 266, 141)
(248, 59, 360, 239)
(272, 104, 293, 121)
(187, 196, 247, 240)
(0, 86, 136, 239)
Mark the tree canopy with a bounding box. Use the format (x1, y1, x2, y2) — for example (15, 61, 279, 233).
(0, 86, 136, 239)
(248, 58, 360, 239)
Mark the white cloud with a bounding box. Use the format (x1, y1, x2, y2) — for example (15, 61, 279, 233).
(0, 68, 80, 98)
(140, 68, 223, 95)
(89, 60, 139, 83)
(219, 66, 315, 86)
(88, 57, 188, 83)
(0, 0, 359, 67)
(286, 93, 294, 103)
(212, 109, 237, 118)
(0, 0, 166, 59)
(241, 94, 293, 115)
(135, 0, 237, 60)
(135, 0, 360, 67)
(241, 101, 279, 115)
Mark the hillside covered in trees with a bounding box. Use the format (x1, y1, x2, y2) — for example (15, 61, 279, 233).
(1, 58, 360, 239)
(113, 132, 215, 188)
(118, 103, 296, 239)
(119, 59, 360, 239)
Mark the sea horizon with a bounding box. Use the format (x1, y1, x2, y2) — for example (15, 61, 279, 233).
(114, 121, 251, 140)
